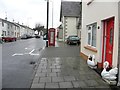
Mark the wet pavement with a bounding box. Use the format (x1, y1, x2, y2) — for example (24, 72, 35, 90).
(31, 41, 111, 89)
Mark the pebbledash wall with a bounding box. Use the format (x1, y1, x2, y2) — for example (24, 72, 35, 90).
(62, 16, 78, 42)
(80, 0, 119, 68)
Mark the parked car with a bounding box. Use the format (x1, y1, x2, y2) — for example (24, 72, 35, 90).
(21, 34, 33, 39)
(20, 34, 28, 39)
(43, 34, 47, 40)
(66, 35, 80, 45)
(0, 37, 3, 44)
(2, 36, 17, 42)
(35, 34, 40, 38)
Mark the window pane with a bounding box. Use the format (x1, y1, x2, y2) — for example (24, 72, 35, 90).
(92, 24, 96, 47)
(88, 33, 91, 45)
(110, 28, 113, 45)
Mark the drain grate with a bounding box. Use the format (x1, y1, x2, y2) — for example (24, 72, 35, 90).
(30, 61, 36, 65)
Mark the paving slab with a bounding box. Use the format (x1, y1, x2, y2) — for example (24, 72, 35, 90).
(64, 76, 76, 81)
(47, 72, 57, 77)
(35, 72, 47, 77)
(72, 81, 87, 88)
(31, 83, 45, 88)
(31, 49, 111, 89)
(40, 77, 51, 83)
(32, 77, 40, 84)
(59, 82, 73, 88)
(84, 80, 99, 87)
(45, 83, 59, 88)
(52, 76, 64, 82)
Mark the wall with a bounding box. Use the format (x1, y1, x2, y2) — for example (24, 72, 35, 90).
(1, 21, 7, 37)
(117, 1, 120, 86)
(81, 1, 119, 67)
(66, 17, 77, 39)
(0, 20, 2, 37)
(58, 28, 63, 41)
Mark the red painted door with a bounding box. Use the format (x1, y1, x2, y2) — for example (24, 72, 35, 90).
(105, 18, 114, 67)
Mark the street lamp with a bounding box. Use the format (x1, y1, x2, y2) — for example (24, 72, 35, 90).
(46, 0, 49, 47)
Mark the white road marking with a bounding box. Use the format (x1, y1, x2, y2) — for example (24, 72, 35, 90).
(25, 48, 28, 49)
(29, 49, 35, 54)
(12, 53, 24, 56)
(42, 47, 45, 50)
(30, 53, 39, 56)
(12, 47, 43, 56)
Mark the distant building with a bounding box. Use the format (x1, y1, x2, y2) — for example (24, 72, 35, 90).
(59, 1, 82, 42)
(0, 18, 34, 39)
(0, 18, 20, 38)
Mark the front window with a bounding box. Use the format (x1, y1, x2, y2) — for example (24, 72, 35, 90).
(8, 24, 9, 29)
(87, 23, 97, 47)
(2, 31, 6, 36)
(2, 21, 4, 27)
(8, 31, 10, 35)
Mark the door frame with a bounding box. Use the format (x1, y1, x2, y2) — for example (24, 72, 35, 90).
(102, 17, 114, 68)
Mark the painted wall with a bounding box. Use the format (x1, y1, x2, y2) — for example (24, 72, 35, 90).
(117, 1, 120, 86)
(66, 17, 78, 39)
(1, 21, 8, 37)
(81, 1, 119, 67)
(0, 20, 2, 37)
(62, 16, 78, 42)
(58, 28, 63, 41)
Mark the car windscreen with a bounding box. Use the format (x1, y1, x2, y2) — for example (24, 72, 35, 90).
(69, 36, 79, 40)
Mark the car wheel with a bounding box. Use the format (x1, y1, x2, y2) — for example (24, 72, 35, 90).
(69, 42, 71, 45)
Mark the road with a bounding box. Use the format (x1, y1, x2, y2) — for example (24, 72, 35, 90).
(2, 38, 46, 88)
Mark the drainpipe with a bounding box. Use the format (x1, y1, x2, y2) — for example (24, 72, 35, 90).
(117, 1, 120, 86)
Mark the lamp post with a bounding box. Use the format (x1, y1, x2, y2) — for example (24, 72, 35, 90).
(46, 0, 49, 47)
(52, 1, 53, 28)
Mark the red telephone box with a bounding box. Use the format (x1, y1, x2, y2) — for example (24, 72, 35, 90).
(48, 28, 55, 46)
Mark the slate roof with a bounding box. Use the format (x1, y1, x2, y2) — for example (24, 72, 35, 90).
(60, 1, 81, 20)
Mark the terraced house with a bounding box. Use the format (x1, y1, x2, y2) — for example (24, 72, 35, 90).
(59, 1, 82, 42)
(0, 18, 20, 38)
(80, 0, 120, 86)
(0, 18, 34, 40)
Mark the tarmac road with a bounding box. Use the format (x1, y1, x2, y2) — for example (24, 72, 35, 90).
(2, 38, 45, 88)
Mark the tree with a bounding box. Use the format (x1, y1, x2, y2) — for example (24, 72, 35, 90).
(34, 23, 45, 35)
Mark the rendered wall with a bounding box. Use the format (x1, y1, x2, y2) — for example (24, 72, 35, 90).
(81, 1, 119, 67)
(117, 1, 120, 86)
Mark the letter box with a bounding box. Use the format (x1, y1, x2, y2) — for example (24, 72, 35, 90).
(48, 28, 55, 46)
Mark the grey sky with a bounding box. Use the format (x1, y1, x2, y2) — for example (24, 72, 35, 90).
(0, 0, 81, 28)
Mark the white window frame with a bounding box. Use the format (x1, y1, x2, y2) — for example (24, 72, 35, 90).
(87, 23, 97, 47)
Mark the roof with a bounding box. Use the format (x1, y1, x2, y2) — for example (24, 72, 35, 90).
(0, 18, 33, 30)
(60, 1, 82, 21)
(0, 18, 20, 27)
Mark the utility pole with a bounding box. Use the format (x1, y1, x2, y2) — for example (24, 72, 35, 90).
(46, 0, 49, 47)
(52, 1, 53, 28)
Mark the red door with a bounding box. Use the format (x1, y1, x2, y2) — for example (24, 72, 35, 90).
(103, 18, 114, 67)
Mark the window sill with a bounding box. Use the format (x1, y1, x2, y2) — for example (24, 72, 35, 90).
(84, 46, 97, 53)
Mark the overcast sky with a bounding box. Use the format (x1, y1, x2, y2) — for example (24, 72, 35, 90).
(0, 0, 81, 28)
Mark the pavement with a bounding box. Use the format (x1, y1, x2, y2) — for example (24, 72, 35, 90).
(30, 40, 112, 89)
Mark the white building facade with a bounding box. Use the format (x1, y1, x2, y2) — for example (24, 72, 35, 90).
(60, 1, 81, 42)
(0, 18, 34, 39)
(81, 0, 120, 86)
(61, 16, 79, 41)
